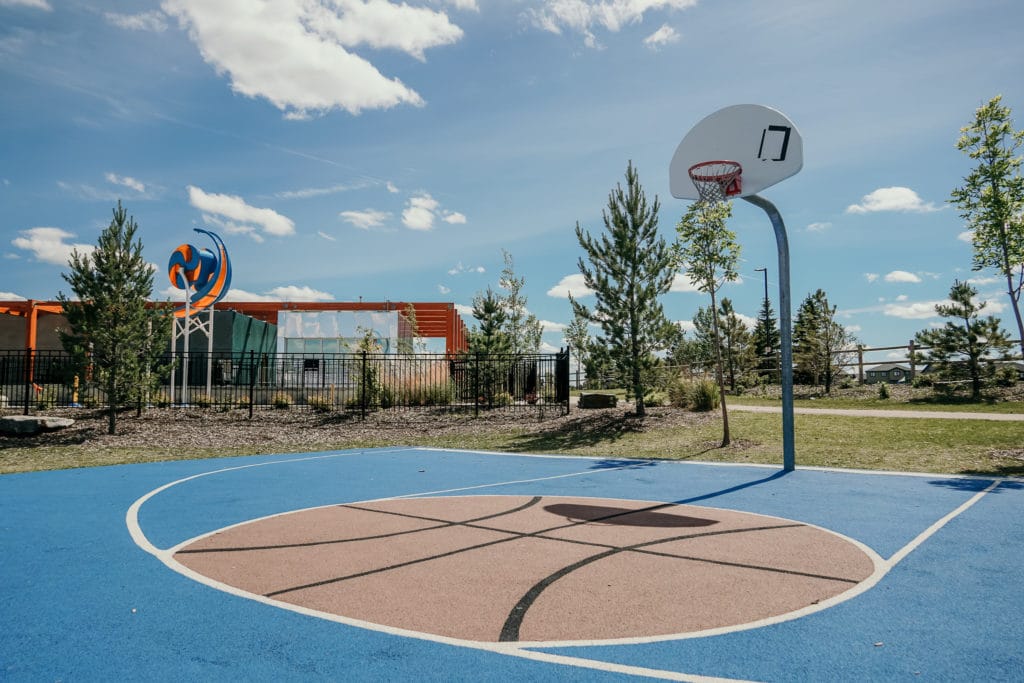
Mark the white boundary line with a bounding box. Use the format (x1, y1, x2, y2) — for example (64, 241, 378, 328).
(125, 447, 1004, 680)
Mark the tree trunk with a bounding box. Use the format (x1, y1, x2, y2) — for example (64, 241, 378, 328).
(1004, 268, 1024, 359)
(709, 289, 730, 447)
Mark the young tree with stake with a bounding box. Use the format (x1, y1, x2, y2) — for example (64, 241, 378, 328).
(675, 201, 739, 446)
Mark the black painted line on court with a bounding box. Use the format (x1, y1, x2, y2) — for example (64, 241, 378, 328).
(176, 496, 544, 555)
(498, 523, 836, 643)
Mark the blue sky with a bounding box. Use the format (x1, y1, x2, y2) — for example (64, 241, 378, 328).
(2, 0, 1023, 359)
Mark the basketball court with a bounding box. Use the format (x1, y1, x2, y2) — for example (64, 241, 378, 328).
(2, 446, 1022, 681)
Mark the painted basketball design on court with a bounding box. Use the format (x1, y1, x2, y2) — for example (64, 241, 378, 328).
(174, 495, 878, 644)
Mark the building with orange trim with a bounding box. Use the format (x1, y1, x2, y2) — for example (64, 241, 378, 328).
(0, 300, 469, 355)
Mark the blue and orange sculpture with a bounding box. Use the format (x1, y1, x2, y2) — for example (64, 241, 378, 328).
(168, 229, 231, 317)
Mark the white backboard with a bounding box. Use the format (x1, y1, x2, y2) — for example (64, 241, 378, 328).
(669, 104, 803, 200)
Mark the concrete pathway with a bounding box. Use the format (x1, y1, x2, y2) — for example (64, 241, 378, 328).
(729, 403, 1024, 421)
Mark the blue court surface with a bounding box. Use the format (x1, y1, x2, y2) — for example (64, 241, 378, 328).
(2, 447, 1022, 681)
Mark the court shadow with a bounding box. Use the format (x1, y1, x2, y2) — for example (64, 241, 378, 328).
(928, 477, 1023, 493)
(544, 502, 717, 528)
(588, 458, 658, 470)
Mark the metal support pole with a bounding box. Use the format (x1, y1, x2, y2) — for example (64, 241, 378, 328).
(743, 194, 795, 471)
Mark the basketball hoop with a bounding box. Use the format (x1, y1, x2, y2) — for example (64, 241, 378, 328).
(688, 160, 743, 204)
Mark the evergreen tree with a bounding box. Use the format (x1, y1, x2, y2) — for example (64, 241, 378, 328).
(563, 309, 592, 388)
(665, 322, 712, 376)
(950, 95, 1024, 356)
(717, 298, 755, 392)
(675, 200, 739, 446)
(57, 202, 171, 434)
(467, 287, 512, 406)
(752, 296, 781, 382)
(792, 289, 857, 393)
(571, 161, 675, 416)
(498, 250, 543, 355)
(915, 280, 1012, 399)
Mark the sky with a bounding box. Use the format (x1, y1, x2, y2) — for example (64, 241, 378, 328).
(2, 0, 1023, 362)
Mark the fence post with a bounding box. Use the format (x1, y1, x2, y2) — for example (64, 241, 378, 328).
(474, 353, 480, 418)
(908, 339, 916, 381)
(857, 345, 864, 384)
(360, 350, 367, 420)
(23, 347, 32, 415)
(248, 350, 256, 420)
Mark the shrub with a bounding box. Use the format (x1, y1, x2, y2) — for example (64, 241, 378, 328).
(667, 379, 691, 409)
(193, 393, 214, 409)
(877, 382, 890, 400)
(271, 392, 292, 410)
(689, 379, 720, 412)
(152, 391, 171, 408)
(236, 395, 251, 409)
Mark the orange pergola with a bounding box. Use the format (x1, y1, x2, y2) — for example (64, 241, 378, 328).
(1, 300, 469, 355)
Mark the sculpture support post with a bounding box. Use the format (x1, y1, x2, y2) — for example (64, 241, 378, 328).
(742, 194, 795, 471)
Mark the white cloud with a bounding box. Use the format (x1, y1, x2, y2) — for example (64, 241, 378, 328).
(643, 24, 679, 49)
(541, 320, 566, 333)
(957, 230, 974, 243)
(895, 294, 908, 301)
(455, 302, 474, 317)
(401, 192, 464, 231)
(448, 262, 485, 275)
(883, 301, 942, 319)
(162, 0, 463, 117)
(966, 275, 1002, 286)
(670, 272, 701, 293)
(884, 270, 922, 284)
(175, 285, 334, 302)
(386, 181, 399, 193)
(979, 298, 1006, 314)
(526, 0, 697, 47)
(865, 273, 879, 283)
(188, 185, 295, 239)
(675, 319, 696, 334)
(317, 230, 336, 241)
(340, 209, 391, 230)
(806, 222, 831, 232)
(277, 182, 368, 199)
(846, 324, 862, 333)
(547, 273, 594, 298)
(0, 291, 26, 300)
(0, 0, 52, 10)
(105, 172, 146, 193)
(735, 313, 758, 330)
(437, 284, 451, 294)
(12, 227, 94, 266)
(105, 10, 168, 31)
(200, 214, 265, 243)
(846, 187, 941, 214)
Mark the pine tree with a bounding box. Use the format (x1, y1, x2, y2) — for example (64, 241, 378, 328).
(467, 287, 512, 406)
(57, 202, 172, 434)
(915, 280, 1012, 399)
(792, 289, 857, 393)
(675, 200, 739, 446)
(717, 298, 755, 392)
(563, 309, 591, 388)
(571, 161, 675, 416)
(498, 250, 543, 355)
(950, 95, 1024, 356)
(752, 296, 781, 382)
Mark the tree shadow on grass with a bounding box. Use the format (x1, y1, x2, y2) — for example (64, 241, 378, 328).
(506, 410, 656, 452)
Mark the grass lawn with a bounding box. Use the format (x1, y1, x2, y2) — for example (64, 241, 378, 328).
(6, 409, 1020, 478)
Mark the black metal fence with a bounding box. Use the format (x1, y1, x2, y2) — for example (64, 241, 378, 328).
(0, 349, 570, 416)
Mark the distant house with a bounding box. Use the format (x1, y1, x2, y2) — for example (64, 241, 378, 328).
(865, 363, 911, 384)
